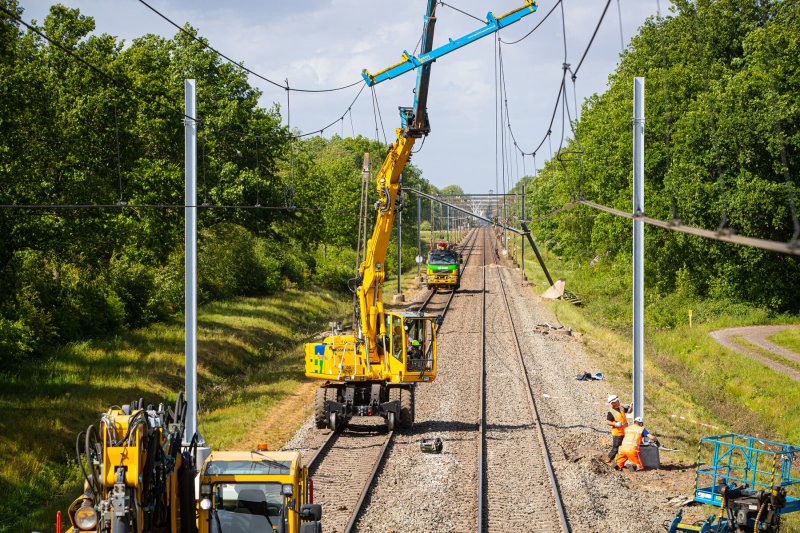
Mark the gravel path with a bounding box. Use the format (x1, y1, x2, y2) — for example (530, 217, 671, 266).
(710, 325, 800, 381)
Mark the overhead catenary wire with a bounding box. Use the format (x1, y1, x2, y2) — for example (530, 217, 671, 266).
(0, 6, 192, 123)
(136, 0, 362, 94)
(371, 85, 389, 146)
(500, 0, 562, 45)
(286, 82, 368, 139)
(0, 203, 358, 214)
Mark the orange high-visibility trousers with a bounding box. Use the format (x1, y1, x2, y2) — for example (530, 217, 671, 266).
(615, 449, 644, 470)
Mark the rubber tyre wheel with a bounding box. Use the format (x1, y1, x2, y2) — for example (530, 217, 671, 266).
(314, 387, 330, 429)
(399, 388, 414, 430)
(387, 411, 396, 432)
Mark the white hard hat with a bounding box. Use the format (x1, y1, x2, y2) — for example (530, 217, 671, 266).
(607, 394, 619, 403)
(634, 416, 644, 424)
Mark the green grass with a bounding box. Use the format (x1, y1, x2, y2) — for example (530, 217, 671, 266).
(0, 288, 349, 533)
(768, 328, 800, 354)
(732, 335, 800, 373)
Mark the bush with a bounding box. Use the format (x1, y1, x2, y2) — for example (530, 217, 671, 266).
(199, 224, 285, 299)
(313, 247, 356, 292)
(109, 256, 157, 327)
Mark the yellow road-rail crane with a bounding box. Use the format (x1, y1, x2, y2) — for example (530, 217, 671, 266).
(305, 0, 537, 432)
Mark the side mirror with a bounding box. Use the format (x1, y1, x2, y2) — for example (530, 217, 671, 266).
(300, 504, 322, 521)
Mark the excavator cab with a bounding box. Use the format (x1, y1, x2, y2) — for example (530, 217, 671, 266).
(385, 312, 437, 378)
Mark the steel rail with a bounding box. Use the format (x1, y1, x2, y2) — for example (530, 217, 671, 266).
(492, 232, 571, 533)
(477, 227, 488, 533)
(305, 429, 339, 473)
(343, 429, 395, 533)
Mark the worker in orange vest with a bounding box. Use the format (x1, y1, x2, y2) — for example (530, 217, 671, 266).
(604, 394, 632, 464)
(615, 416, 659, 471)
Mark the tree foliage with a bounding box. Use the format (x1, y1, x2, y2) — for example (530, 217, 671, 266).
(0, 2, 434, 363)
(518, 0, 799, 311)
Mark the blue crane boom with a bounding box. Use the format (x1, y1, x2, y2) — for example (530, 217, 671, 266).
(362, 1, 537, 88)
(362, 0, 537, 138)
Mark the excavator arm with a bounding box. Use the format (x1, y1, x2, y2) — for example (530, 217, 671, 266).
(355, 0, 538, 358)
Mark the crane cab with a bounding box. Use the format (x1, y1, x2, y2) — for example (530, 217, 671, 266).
(304, 312, 438, 431)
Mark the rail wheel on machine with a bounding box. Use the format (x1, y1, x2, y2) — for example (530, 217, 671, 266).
(314, 386, 334, 429)
(400, 387, 414, 430)
(390, 387, 414, 430)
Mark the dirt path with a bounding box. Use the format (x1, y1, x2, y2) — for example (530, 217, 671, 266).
(709, 325, 800, 382)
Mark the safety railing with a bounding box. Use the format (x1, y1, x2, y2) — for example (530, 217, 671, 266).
(693, 433, 800, 513)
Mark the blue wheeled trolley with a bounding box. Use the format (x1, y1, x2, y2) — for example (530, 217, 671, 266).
(670, 434, 800, 533)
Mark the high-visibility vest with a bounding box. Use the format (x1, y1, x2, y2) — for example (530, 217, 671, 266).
(609, 408, 628, 436)
(620, 424, 645, 452)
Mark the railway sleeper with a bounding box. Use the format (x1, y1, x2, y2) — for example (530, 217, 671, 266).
(314, 382, 415, 432)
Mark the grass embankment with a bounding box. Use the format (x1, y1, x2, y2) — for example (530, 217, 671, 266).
(768, 328, 800, 354)
(0, 288, 349, 533)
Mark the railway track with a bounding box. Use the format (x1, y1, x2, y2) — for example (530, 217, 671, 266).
(478, 227, 571, 532)
(302, 228, 480, 533)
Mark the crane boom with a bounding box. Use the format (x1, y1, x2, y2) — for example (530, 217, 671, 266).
(362, 1, 537, 87)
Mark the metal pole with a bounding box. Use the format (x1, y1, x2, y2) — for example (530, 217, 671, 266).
(417, 196, 422, 278)
(521, 184, 526, 281)
(397, 211, 402, 294)
(632, 77, 645, 420)
(430, 198, 434, 249)
(184, 79, 199, 445)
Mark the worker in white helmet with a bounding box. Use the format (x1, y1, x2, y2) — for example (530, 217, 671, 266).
(615, 416, 659, 471)
(604, 393, 632, 464)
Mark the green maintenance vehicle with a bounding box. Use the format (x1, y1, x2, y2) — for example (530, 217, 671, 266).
(425, 244, 460, 290)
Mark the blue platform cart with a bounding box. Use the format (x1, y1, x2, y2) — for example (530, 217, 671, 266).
(670, 434, 800, 533)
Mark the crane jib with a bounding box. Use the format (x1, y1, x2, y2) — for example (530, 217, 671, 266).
(362, 1, 537, 86)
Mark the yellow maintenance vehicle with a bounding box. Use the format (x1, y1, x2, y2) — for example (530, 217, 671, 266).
(198, 448, 320, 533)
(304, 0, 537, 432)
(66, 394, 321, 533)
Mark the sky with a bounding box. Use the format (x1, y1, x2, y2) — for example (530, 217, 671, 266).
(20, 0, 671, 193)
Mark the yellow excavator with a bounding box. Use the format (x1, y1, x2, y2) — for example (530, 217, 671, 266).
(304, 0, 537, 431)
